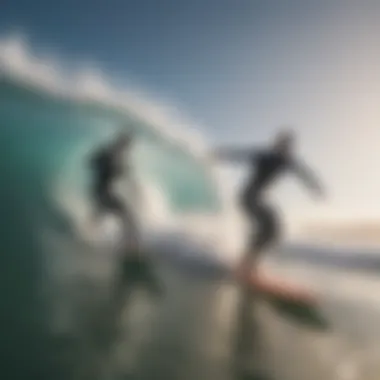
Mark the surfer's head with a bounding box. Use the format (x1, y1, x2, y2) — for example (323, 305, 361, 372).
(273, 127, 295, 155)
(113, 131, 133, 152)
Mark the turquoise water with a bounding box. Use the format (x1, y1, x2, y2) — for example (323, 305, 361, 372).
(0, 78, 222, 213)
(0, 77, 225, 377)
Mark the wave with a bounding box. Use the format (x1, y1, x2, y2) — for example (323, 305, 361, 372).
(0, 32, 247, 252)
(0, 32, 251, 375)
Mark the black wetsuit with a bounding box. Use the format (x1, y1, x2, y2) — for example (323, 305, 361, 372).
(90, 146, 163, 296)
(90, 147, 126, 216)
(217, 147, 319, 254)
(240, 151, 295, 252)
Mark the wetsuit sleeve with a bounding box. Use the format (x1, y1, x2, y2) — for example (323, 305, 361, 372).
(291, 159, 324, 196)
(213, 147, 259, 163)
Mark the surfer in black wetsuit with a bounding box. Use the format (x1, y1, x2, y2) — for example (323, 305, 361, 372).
(214, 129, 325, 271)
(89, 132, 164, 297)
(90, 132, 140, 250)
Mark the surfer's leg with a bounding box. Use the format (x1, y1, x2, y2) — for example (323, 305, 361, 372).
(240, 200, 280, 275)
(140, 259, 164, 297)
(106, 192, 140, 251)
(252, 202, 280, 253)
(117, 256, 164, 300)
(91, 187, 107, 228)
(121, 208, 140, 251)
(238, 198, 262, 273)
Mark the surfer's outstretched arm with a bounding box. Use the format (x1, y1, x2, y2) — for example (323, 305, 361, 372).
(212, 147, 258, 163)
(291, 160, 325, 197)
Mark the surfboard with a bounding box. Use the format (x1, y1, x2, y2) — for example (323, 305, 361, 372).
(121, 249, 329, 330)
(235, 269, 329, 330)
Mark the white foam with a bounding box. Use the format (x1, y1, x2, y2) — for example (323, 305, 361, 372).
(0, 33, 208, 157)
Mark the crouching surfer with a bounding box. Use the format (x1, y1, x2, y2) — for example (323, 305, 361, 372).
(213, 129, 326, 277)
(89, 131, 163, 299)
(89, 131, 140, 251)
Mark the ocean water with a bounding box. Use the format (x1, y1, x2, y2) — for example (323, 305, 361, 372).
(1, 35, 380, 380)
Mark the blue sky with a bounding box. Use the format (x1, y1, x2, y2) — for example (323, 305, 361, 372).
(1, 0, 380, 233)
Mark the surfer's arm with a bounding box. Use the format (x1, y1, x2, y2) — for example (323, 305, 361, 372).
(291, 159, 325, 198)
(212, 147, 259, 163)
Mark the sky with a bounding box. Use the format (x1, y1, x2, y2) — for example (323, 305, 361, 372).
(1, 0, 380, 234)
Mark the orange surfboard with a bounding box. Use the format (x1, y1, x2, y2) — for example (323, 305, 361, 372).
(233, 269, 328, 329)
(238, 271, 317, 304)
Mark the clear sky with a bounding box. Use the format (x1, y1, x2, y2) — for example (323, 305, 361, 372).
(1, 0, 380, 232)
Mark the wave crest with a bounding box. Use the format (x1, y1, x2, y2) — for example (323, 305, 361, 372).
(0, 32, 246, 257)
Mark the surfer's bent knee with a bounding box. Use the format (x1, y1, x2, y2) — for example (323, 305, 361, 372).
(245, 203, 281, 254)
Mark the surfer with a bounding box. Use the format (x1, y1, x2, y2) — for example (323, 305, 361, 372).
(214, 129, 325, 273)
(89, 132, 164, 298)
(89, 131, 140, 250)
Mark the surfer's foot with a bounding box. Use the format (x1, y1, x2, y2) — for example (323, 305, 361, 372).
(236, 263, 255, 282)
(237, 250, 260, 277)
